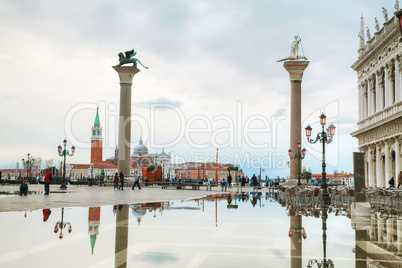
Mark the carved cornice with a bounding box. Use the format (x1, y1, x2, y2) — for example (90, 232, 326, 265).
(355, 120, 402, 146)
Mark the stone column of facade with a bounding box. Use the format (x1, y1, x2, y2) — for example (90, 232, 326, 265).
(376, 72, 381, 113)
(385, 66, 390, 107)
(384, 141, 391, 184)
(395, 137, 401, 178)
(395, 57, 401, 102)
(367, 147, 373, 186)
(283, 60, 309, 180)
(368, 77, 374, 116)
(378, 69, 385, 110)
(113, 66, 140, 178)
(358, 85, 363, 121)
(376, 144, 382, 187)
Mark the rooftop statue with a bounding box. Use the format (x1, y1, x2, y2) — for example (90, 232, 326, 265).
(116, 49, 149, 69)
(375, 17, 380, 32)
(366, 27, 371, 40)
(396, 0, 399, 11)
(277, 35, 308, 62)
(382, 7, 388, 22)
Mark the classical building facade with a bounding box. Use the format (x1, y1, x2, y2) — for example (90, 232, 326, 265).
(351, 8, 402, 187)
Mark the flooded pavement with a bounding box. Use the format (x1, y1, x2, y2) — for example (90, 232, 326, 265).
(0, 191, 400, 267)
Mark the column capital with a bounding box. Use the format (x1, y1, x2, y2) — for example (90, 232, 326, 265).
(113, 66, 140, 83)
(283, 60, 309, 81)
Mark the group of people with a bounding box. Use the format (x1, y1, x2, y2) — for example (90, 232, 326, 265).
(113, 171, 141, 191)
(19, 170, 52, 196)
(388, 171, 402, 188)
(223, 174, 259, 187)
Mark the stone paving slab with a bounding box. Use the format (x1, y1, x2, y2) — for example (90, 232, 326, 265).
(0, 184, 268, 212)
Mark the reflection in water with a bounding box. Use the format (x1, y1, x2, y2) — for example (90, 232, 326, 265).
(88, 207, 100, 255)
(307, 205, 334, 268)
(115, 204, 129, 268)
(1, 192, 402, 267)
(53, 207, 72, 240)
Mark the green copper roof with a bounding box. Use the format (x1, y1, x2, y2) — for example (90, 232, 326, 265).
(94, 108, 100, 125)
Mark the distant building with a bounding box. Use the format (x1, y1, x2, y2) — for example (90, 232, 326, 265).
(351, 10, 402, 187)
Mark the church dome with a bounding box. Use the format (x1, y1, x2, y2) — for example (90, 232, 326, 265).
(133, 137, 148, 155)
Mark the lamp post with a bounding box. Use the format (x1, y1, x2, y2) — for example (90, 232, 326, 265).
(57, 139, 75, 189)
(259, 167, 265, 186)
(288, 215, 307, 244)
(288, 141, 307, 186)
(22, 153, 34, 183)
(305, 113, 336, 204)
(54, 208, 72, 240)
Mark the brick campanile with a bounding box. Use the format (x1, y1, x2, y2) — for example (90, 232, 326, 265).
(90, 108, 103, 164)
(283, 60, 309, 180)
(113, 66, 140, 178)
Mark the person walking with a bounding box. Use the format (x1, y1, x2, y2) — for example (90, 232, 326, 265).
(251, 174, 257, 187)
(44, 170, 51, 195)
(113, 172, 119, 190)
(227, 174, 232, 188)
(132, 171, 141, 190)
(398, 171, 402, 188)
(389, 176, 395, 188)
(119, 171, 124, 190)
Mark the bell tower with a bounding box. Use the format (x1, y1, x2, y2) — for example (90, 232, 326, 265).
(91, 108, 103, 164)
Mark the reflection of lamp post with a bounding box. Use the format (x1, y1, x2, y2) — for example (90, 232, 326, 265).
(22, 153, 34, 182)
(305, 113, 336, 204)
(288, 141, 307, 186)
(288, 215, 307, 244)
(54, 208, 72, 240)
(57, 139, 75, 189)
(259, 167, 264, 186)
(307, 205, 334, 268)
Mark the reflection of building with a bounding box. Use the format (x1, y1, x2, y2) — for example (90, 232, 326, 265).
(88, 207, 101, 255)
(353, 213, 402, 266)
(351, 9, 402, 187)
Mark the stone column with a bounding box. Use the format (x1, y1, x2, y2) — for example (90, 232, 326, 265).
(376, 72, 381, 112)
(376, 144, 382, 187)
(358, 85, 363, 121)
(395, 137, 400, 178)
(113, 66, 140, 178)
(395, 57, 401, 102)
(385, 65, 390, 107)
(384, 141, 391, 184)
(367, 147, 373, 187)
(283, 60, 309, 180)
(367, 78, 372, 116)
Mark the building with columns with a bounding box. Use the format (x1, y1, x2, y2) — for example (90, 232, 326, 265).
(351, 7, 402, 187)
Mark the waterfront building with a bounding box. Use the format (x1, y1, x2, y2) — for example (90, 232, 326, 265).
(351, 8, 402, 187)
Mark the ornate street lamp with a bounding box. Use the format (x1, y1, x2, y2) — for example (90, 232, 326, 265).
(58, 139, 75, 189)
(54, 208, 72, 240)
(288, 215, 307, 244)
(305, 113, 336, 204)
(288, 141, 307, 186)
(22, 153, 34, 183)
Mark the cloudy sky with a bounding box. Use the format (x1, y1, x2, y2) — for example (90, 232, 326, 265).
(0, 0, 396, 177)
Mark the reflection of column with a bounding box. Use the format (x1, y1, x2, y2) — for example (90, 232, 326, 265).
(378, 217, 386, 246)
(115, 205, 129, 268)
(289, 210, 302, 268)
(283, 60, 309, 180)
(386, 219, 393, 251)
(355, 229, 367, 268)
(367, 148, 373, 187)
(384, 141, 391, 183)
(397, 219, 402, 254)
